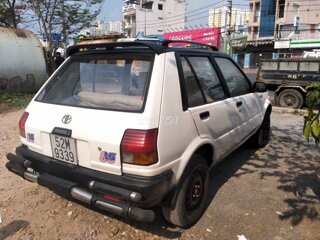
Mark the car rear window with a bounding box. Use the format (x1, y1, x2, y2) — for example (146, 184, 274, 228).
(36, 52, 154, 112)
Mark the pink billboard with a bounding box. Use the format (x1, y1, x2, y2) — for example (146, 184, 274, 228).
(164, 27, 221, 48)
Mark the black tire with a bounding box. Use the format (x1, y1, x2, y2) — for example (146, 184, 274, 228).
(162, 154, 209, 228)
(277, 89, 303, 109)
(250, 112, 271, 148)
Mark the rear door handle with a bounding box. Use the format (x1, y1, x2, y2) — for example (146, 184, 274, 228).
(199, 111, 210, 120)
(236, 101, 243, 107)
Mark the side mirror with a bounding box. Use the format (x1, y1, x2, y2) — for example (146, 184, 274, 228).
(253, 82, 267, 93)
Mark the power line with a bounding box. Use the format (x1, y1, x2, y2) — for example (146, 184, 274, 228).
(136, 6, 226, 27)
(133, 0, 227, 23)
(136, 11, 220, 29)
(134, 3, 320, 30)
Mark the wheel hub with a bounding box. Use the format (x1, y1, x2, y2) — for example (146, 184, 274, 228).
(285, 96, 295, 106)
(186, 172, 203, 210)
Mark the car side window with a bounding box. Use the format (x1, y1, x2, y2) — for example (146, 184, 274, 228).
(188, 56, 226, 102)
(215, 57, 251, 97)
(180, 57, 205, 107)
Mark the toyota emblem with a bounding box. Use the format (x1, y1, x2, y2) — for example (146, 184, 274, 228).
(62, 115, 72, 124)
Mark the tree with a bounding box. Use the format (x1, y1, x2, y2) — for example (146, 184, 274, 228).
(28, 0, 104, 73)
(0, 0, 24, 28)
(303, 83, 320, 144)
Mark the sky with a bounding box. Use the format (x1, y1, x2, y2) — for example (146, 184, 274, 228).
(98, 0, 249, 27)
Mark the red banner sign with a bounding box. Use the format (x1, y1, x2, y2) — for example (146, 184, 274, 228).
(164, 28, 221, 48)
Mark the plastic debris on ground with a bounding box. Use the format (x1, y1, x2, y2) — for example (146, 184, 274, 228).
(238, 235, 248, 240)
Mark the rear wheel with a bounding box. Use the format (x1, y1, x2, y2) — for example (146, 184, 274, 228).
(277, 89, 303, 109)
(250, 112, 271, 148)
(162, 154, 209, 228)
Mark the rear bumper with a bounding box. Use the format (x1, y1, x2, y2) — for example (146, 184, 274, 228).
(6, 145, 173, 222)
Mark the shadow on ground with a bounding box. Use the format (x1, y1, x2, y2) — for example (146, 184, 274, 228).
(252, 124, 320, 225)
(47, 119, 320, 238)
(0, 220, 29, 239)
(89, 121, 320, 237)
(205, 123, 320, 227)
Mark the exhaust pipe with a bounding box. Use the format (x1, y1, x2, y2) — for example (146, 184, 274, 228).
(24, 171, 39, 183)
(70, 187, 93, 205)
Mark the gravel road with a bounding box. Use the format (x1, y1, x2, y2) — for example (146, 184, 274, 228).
(1, 109, 320, 240)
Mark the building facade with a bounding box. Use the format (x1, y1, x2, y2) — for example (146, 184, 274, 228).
(209, 6, 249, 36)
(234, 0, 320, 68)
(123, 0, 186, 37)
(79, 20, 106, 36)
(106, 21, 124, 34)
(248, 0, 276, 40)
(274, 0, 320, 58)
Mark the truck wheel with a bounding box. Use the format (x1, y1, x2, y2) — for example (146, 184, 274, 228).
(162, 154, 209, 228)
(277, 89, 303, 109)
(250, 112, 271, 148)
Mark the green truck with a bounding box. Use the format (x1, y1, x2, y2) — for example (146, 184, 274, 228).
(257, 58, 320, 109)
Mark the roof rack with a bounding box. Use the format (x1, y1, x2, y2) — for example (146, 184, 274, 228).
(66, 41, 163, 57)
(162, 40, 219, 51)
(66, 39, 219, 57)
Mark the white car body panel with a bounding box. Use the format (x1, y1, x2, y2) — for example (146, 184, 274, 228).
(230, 93, 262, 143)
(23, 54, 166, 176)
(21, 50, 271, 182)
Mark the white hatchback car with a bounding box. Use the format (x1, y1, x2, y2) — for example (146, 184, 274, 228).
(7, 40, 272, 228)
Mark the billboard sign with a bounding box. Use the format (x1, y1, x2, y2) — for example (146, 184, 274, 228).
(42, 33, 61, 43)
(164, 28, 221, 48)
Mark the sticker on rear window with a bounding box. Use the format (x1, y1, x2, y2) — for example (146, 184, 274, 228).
(27, 133, 34, 143)
(99, 151, 116, 164)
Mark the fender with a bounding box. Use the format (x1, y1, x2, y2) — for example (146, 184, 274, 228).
(275, 86, 307, 94)
(169, 136, 215, 185)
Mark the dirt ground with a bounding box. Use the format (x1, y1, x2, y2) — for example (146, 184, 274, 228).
(1, 109, 320, 240)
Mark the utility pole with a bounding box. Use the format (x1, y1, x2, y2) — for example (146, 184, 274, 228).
(227, 0, 232, 55)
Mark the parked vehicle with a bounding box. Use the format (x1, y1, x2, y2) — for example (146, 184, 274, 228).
(257, 58, 320, 109)
(6, 40, 272, 228)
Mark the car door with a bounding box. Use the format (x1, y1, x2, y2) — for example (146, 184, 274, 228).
(214, 57, 262, 143)
(178, 54, 239, 159)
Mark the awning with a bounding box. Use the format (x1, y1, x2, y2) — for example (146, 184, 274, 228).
(231, 39, 274, 48)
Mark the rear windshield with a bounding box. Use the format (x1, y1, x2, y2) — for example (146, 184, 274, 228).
(36, 52, 154, 112)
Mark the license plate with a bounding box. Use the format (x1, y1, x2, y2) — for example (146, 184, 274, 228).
(50, 134, 78, 165)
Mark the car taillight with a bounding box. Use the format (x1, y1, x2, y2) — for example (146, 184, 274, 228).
(120, 129, 158, 165)
(19, 112, 29, 138)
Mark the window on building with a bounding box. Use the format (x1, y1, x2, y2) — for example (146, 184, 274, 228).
(278, 53, 292, 59)
(250, 3, 253, 11)
(158, 4, 163, 10)
(279, 0, 285, 18)
(293, 3, 299, 15)
(253, 27, 259, 39)
(142, 1, 153, 9)
(254, 2, 260, 22)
